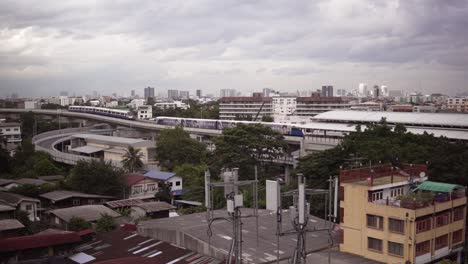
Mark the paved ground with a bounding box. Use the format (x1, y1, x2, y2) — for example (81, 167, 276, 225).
(139, 209, 340, 263)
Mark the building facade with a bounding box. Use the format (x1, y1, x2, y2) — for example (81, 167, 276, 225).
(0, 121, 22, 150)
(295, 96, 352, 116)
(339, 164, 466, 264)
(272, 97, 297, 116)
(219, 97, 273, 120)
(144, 87, 155, 100)
(220, 89, 237, 97)
(447, 97, 468, 112)
(167, 90, 179, 99)
(321, 85, 334, 97)
(137, 105, 152, 119)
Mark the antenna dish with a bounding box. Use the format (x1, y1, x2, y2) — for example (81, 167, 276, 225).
(419, 172, 426, 178)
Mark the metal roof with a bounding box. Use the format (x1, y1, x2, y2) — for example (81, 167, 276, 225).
(131, 201, 175, 212)
(49, 205, 120, 222)
(418, 181, 461, 193)
(71, 145, 108, 154)
(144, 170, 176, 181)
(40, 190, 114, 202)
(313, 110, 468, 128)
(0, 191, 40, 206)
(0, 219, 24, 231)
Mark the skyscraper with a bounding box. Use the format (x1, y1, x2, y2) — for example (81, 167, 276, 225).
(168, 90, 179, 99)
(144, 87, 155, 100)
(321, 85, 333, 97)
(358, 83, 368, 97)
(131, 90, 135, 97)
(179, 91, 189, 98)
(373, 85, 380, 98)
(220, 89, 237, 97)
(196, 89, 202, 97)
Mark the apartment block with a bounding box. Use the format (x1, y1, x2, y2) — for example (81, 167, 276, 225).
(447, 97, 468, 112)
(339, 164, 466, 264)
(219, 97, 273, 120)
(295, 96, 352, 116)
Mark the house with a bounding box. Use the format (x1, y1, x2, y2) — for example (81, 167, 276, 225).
(339, 163, 466, 263)
(48, 205, 120, 230)
(130, 201, 174, 219)
(0, 230, 93, 263)
(144, 170, 183, 196)
(2, 178, 49, 190)
(104, 198, 147, 210)
(124, 173, 160, 199)
(0, 219, 24, 238)
(0, 202, 16, 219)
(40, 190, 114, 209)
(0, 192, 40, 221)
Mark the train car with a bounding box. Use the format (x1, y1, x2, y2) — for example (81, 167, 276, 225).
(69, 106, 134, 119)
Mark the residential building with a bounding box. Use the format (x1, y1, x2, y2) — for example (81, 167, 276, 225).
(48, 205, 120, 230)
(272, 97, 297, 116)
(105, 100, 118, 108)
(154, 101, 189, 110)
(68, 134, 156, 166)
(124, 173, 161, 199)
(179, 90, 189, 99)
(144, 87, 155, 100)
(219, 97, 273, 120)
(372, 85, 380, 98)
(137, 105, 152, 119)
(39, 190, 114, 209)
(220, 89, 237, 97)
(168, 89, 179, 99)
(24, 101, 39, 109)
(0, 202, 16, 219)
(388, 105, 414, 112)
(0, 219, 24, 238)
(413, 105, 436, 113)
(295, 96, 352, 116)
(0, 192, 39, 221)
(0, 121, 22, 150)
(2, 178, 48, 190)
(339, 164, 466, 263)
(127, 98, 146, 109)
(447, 97, 468, 112)
(321, 85, 334, 97)
(144, 170, 183, 196)
(130, 201, 174, 219)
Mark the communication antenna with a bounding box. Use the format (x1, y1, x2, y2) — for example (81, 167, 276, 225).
(205, 167, 259, 263)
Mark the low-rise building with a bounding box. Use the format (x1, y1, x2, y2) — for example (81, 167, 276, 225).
(0, 192, 40, 221)
(0, 121, 22, 150)
(124, 173, 161, 199)
(130, 201, 174, 219)
(447, 97, 468, 112)
(137, 105, 152, 119)
(295, 96, 352, 116)
(0, 219, 24, 238)
(154, 101, 189, 110)
(219, 96, 273, 120)
(40, 190, 114, 209)
(144, 170, 183, 195)
(339, 164, 466, 264)
(127, 98, 146, 109)
(24, 101, 39, 109)
(0, 202, 16, 219)
(48, 205, 120, 230)
(2, 178, 49, 190)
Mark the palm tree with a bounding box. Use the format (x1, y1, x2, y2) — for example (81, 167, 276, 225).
(121, 146, 144, 173)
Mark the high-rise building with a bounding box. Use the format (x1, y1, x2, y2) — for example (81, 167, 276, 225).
(336, 89, 347, 96)
(167, 90, 179, 99)
(131, 90, 135, 97)
(373, 85, 380, 98)
(339, 163, 466, 263)
(358, 83, 368, 97)
(179, 91, 189, 99)
(220, 89, 237, 97)
(196, 89, 202, 97)
(321, 85, 334, 97)
(380, 85, 389, 97)
(144, 87, 155, 100)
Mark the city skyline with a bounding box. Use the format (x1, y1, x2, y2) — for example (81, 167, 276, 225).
(1, 1, 468, 97)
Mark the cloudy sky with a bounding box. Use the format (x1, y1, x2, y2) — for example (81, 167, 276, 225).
(1, 0, 467, 97)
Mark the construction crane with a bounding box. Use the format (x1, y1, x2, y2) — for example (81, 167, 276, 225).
(254, 101, 266, 121)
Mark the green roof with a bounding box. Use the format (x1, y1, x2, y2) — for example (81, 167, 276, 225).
(418, 181, 460, 193)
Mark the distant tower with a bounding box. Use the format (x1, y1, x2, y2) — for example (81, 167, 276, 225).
(144, 87, 155, 100)
(131, 90, 135, 97)
(380, 85, 388, 97)
(167, 89, 179, 99)
(358, 83, 368, 97)
(373, 85, 380, 98)
(321, 85, 333, 97)
(196, 89, 202, 97)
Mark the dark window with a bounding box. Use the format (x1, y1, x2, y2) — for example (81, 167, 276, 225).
(416, 218, 431, 233)
(436, 211, 450, 227)
(367, 214, 383, 230)
(453, 206, 465, 222)
(369, 190, 383, 202)
(435, 234, 448, 250)
(452, 229, 463, 244)
(25, 204, 32, 211)
(339, 207, 344, 223)
(389, 218, 405, 234)
(175, 181, 181, 186)
(367, 237, 382, 252)
(72, 199, 80, 206)
(388, 241, 404, 257)
(339, 186, 344, 201)
(416, 240, 430, 256)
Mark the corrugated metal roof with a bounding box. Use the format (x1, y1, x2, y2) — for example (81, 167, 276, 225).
(131, 201, 175, 212)
(49, 205, 120, 222)
(0, 219, 24, 231)
(71, 145, 108, 154)
(40, 190, 114, 202)
(144, 170, 176, 181)
(418, 181, 460, 193)
(313, 110, 468, 128)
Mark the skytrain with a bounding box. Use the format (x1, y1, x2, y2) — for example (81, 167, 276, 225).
(68, 106, 134, 119)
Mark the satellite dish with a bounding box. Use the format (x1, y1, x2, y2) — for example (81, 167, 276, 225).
(419, 172, 426, 178)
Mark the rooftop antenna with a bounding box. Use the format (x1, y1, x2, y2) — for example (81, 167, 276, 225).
(206, 167, 259, 263)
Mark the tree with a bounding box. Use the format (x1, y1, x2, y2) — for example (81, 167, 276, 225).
(154, 182, 172, 203)
(33, 158, 61, 176)
(261, 115, 274, 122)
(121, 146, 144, 173)
(96, 214, 116, 233)
(68, 160, 125, 197)
(174, 163, 207, 202)
(10, 183, 56, 198)
(15, 210, 37, 235)
(68, 216, 92, 231)
(156, 127, 207, 171)
(214, 123, 288, 178)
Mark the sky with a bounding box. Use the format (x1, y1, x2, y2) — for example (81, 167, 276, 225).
(0, 0, 468, 98)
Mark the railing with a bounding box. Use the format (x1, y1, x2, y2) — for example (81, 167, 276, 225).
(340, 164, 428, 184)
(372, 191, 466, 210)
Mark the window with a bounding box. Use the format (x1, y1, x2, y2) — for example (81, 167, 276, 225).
(175, 181, 181, 186)
(416, 240, 430, 256)
(25, 204, 32, 211)
(452, 229, 463, 244)
(453, 206, 465, 222)
(390, 187, 404, 197)
(14, 128, 18, 131)
(416, 218, 431, 233)
(389, 218, 405, 234)
(88, 199, 94, 205)
(133, 185, 143, 194)
(147, 184, 157, 191)
(436, 211, 450, 227)
(6, 128, 10, 131)
(339, 186, 344, 201)
(168, 182, 173, 187)
(388, 242, 404, 257)
(435, 234, 448, 250)
(72, 199, 80, 206)
(368, 237, 382, 252)
(339, 207, 344, 223)
(367, 214, 384, 230)
(369, 190, 383, 202)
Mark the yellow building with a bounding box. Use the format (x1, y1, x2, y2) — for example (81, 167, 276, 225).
(339, 164, 466, 264)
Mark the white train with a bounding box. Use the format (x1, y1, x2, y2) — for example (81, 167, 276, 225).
(68, 106, 134, 119)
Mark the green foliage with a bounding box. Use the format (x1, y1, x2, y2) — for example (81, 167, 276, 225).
(96, 214, 116, 233)
(154, 182, 172, 203)
(398, 192, 434, 209)
(440, 259, 457, 264)
(261, 115, 274, 122)
(68, 216, 92, 231)
(214, 123, 288, 178)
(10, 183, 57, 198)
(177, 205, 207, 215)
(0, 148, 12, 176)
(68, 160, 125, 197)
(121, 146, 144, 173)
(33, 158, 61, 176)
(15, 210, 38, 235)
(156, 127, 207, 171)
(116, 207, 133, 217)
(175, 163, 207, 202)
(153, 100, 219, 119)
